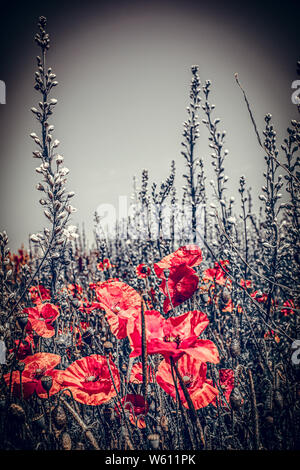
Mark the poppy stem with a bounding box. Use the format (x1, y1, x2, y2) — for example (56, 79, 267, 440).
(141, 299, 148, 399)
(171, 357, 206, 449)
(105, 353, 135, 449)
(170, 358, 196, 450)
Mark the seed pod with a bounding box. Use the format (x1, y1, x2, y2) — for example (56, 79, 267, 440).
(82, 328, 94, 344)
(102, 407, 115, 423)
(16, 312, 28, 330)
(230, 338, 241, 358)
(53, 405, 67, 429)
(61, 432, 72, 450)
(9, 403, 26, 423)
(265, 415, 274, 426)
(220, 288, 231, 304)
(32, 413, 46, 430)
(41, 375, 53, 393)
(103, 341, 113, 352)
(75, 442, 85, 450)
(230, 387, 243, 411)
(16, 361, 26, 372)
(147, 433, 160, 449)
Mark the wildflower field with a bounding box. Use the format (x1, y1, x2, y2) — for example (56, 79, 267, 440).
(0, 16, 299, 451)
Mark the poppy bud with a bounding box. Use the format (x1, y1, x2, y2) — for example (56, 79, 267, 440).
(147, 433, 160, 449)
(17, 312, 28, 330)
(41, 375, 53, 393)
(230, 387, 243, 411)
(103, 341, 113, 352)
(82, 328, 94, 344)
(230, 338, 241, 358)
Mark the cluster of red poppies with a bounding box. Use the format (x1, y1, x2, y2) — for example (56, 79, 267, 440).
(7, 245, 295, 424)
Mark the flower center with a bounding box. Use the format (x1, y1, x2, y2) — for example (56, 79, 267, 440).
(34, 368, 45, 379)
(182, 375, 193, 387)
(112, 305, 121, 314)
(163, 334, 181, 347)
(85, 375, 98, 382)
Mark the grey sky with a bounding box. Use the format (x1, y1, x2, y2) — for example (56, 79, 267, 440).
(0, 0, 299, 251)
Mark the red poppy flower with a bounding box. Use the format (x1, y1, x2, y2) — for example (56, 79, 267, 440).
(29, 285, 51, 304)
(202, 260, 230, 286)
(240, 279, 252, 289)
(115, 394, 149, 428)
(4, 352, 61, 399)
(156, 355, 218, 409)
(128, 309, 219, 364)
(97, 258, 115, 271)
(154, 246, 203, 313)
(250, 291, 268, 303)
(129, 362, 155, 384)
(221, 298, 234, 313)
(94, 281, 141, 339)
(24, 303, 60, 338)
(160, 264, 200, 313)
(264, 330, 280, 343)
(154, 245, 203, 277)
(67, 283, 83, 298)
(57, 354, 120, 406)
(136, 263, 151, 279)
(10, 334, 35, 360)
(281, 299, 296, 316)
(212, 368, 234, 408)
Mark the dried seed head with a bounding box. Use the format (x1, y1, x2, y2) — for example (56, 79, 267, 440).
(102, 407, 115, 422)
(147, 433, 160, 449)
(31, 413, 46, 430)
(75, 442, 85, 450)
(61, 432, 72, 450)
(17, 312, 28, 330)
(53, 405, 67, 429)
(220, 288, 231, 304)
(230, 387, 243, 410)
(230, 338, 241, 358)
(41, 375, 53, 393)
(82, 328, 94, 344)
(160, 415, 168, 432)
(9, 403, 26, 423)
(265, 415, 274, 426)
(103, 341, 113, 352)
(16, 361, 26, 372)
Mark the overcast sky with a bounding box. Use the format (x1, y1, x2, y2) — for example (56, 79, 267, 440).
(0, 0, 299, 251)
